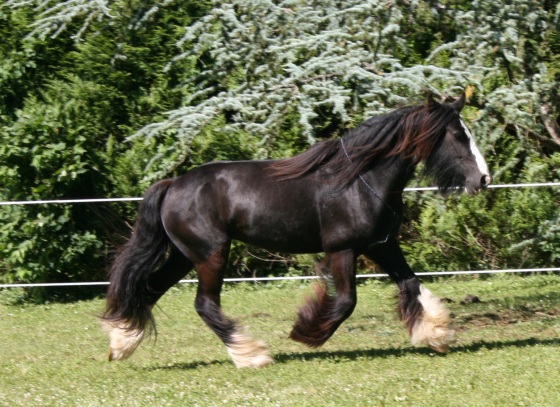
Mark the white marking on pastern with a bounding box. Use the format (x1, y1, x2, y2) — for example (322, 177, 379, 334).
(102, 320, 145, 361)
(410, 285, 456, 353)
(226, 328, 273, 368)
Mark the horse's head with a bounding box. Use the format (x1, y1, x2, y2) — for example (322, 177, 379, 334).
(424, 94, 491, 194)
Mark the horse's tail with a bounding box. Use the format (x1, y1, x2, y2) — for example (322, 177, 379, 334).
(102, 179, 174, 337)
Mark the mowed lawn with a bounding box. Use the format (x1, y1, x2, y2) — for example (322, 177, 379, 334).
(1, 274, 560, 406)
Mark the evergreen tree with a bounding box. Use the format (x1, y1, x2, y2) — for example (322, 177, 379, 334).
(132, 0, 478, 179)
(0, 1, 210, 296)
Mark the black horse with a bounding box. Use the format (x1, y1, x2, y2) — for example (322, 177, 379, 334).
(102, 93, 490, 367)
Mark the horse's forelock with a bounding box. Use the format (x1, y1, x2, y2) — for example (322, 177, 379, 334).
(391, 103, 457, 162)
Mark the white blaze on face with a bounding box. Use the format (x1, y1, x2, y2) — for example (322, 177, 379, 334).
(460, 119, 489, 176)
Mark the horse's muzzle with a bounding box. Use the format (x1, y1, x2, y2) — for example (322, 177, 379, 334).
(480, 174, 491, 190)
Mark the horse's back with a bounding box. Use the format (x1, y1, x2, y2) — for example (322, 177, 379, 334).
(159, 160, 324, 254)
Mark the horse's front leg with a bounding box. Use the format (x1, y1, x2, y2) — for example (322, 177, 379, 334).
(364, 239, 455, 353)
(290, 249, 357, 347)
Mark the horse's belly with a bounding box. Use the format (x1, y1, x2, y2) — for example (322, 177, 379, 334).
(241, 235, 323, 254)
(231, 218, 323, 254)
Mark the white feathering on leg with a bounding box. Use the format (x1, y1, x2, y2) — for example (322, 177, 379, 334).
(102, 320, 145, 361)
(226, 327, 273, 368)
(411, 285, 456, 353)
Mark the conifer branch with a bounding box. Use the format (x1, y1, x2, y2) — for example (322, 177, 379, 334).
(540, 103, 560, 146)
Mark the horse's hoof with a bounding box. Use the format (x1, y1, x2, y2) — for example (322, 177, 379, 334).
(429, 343, 450, 354)
(410, 286, 456, 353)
(102, 320, 144, 361)
(226, 329, 273, 368)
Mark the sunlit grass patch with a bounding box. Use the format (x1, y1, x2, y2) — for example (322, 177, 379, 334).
(1, 274, 559, 406)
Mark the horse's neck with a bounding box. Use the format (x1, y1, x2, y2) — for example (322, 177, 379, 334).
(359, 155, 416, 197)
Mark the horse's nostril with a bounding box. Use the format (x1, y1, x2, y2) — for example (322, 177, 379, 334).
(480, 175, 491, 189)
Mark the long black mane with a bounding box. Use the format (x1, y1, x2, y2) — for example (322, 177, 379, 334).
(268, 101, 459, 185)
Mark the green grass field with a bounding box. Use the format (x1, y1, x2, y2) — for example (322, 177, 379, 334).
(1, 274, 560, 406)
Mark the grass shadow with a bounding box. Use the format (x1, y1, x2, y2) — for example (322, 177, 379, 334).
(453, 337, 560, 353)
(142, 337, 560, 371)
(141, 359, 231, 371)
(274, 337, 560, 365)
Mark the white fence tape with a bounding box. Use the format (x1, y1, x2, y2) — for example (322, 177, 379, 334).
(0, 182, 559, 205)
(0, 197, 144, 206)
(405, 182, 560, 192)
(1, 268, 559, 289)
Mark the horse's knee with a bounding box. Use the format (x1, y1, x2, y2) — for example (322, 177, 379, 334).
(290, 283, 356, 348)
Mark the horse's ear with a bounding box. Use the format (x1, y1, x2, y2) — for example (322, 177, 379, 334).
(451, 93, 466, 112)
(425, 91, 438, 107)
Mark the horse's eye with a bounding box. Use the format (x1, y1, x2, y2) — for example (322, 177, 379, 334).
(453, 131, 468, 142)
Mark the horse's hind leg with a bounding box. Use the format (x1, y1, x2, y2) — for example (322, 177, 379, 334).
(194, 246, 273, 368)
(146, 246, 194, 304)
(290, 249, 357, 347)
(105, 247, 193, 361)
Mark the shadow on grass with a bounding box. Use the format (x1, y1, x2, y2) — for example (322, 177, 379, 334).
(275, 337, 560, 364)
(141, 359, 231, 371)
(143, 337, 560, 371)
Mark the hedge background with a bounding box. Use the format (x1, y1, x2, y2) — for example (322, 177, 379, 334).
(1, 0, 558, 300)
